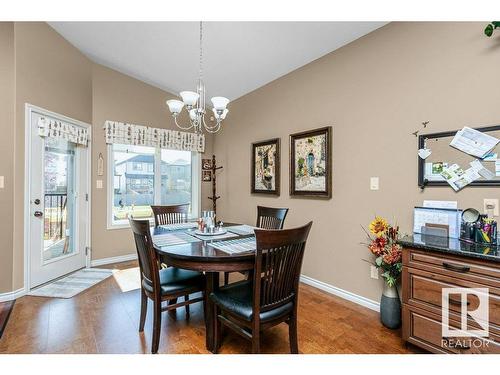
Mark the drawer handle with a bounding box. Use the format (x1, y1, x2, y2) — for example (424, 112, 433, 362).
(443, 262, 470, 273)
(449, 297, 470, 306)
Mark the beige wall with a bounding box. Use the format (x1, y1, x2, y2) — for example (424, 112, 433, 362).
(91, 64, 214, 261)
(12, 22, 93, 290)
(0, 22, 214, 293)
(214, 22, 500, 302)
(0, 23, 15, 293)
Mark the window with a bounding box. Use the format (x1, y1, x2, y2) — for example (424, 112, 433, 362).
(161, 149, 192, 205)
(108, 144, 200, 228)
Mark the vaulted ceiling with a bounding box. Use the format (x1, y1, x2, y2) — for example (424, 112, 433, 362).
(49, 22, 386, 101)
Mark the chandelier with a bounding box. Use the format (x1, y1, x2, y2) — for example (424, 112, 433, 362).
(166, 22, 230, 134)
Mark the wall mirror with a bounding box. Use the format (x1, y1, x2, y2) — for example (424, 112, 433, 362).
(418, 125, 500, 188)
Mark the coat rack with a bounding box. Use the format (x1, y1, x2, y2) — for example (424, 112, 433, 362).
(207, 154, 223, 217)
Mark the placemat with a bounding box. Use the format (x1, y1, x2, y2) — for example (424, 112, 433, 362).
(191, 231, 239, 241)
(159, 222, 198, 231)
(209, 237, 257, 254)
(225, 224, 257, 236)
(153, 232, 202, 247)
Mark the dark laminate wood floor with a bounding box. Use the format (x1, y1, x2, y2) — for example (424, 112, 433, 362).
(0, 261, 419, 354)
(0, 300, 15, 339)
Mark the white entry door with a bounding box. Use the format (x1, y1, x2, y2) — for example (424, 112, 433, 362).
(27, 106, 90, 289)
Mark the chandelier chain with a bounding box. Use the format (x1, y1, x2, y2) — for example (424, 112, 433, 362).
(199, 21, 203, 80)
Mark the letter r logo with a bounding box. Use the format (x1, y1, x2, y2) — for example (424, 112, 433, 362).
(442, 287, 489, 338)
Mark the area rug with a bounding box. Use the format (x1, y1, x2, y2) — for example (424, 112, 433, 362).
(0, 300, 15, 338)
(28, 268, 113, 298)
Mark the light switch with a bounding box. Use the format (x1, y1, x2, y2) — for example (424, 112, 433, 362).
(0, 176, 4, 189)
(484, 198, 499, 217)
(96, 179, 103, 189)
(370, 177, 379, 190)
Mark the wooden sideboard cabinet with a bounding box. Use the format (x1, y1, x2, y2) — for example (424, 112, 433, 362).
(401, 246, 500, 354)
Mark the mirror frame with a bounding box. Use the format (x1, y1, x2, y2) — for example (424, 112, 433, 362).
(418, 125, 500, 188)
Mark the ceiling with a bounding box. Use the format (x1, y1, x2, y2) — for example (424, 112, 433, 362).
(49, 22, 386, 101)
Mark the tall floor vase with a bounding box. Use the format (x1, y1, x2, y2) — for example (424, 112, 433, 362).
(380, 283, 401, 329)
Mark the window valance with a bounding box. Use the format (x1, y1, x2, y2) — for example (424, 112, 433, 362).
(104, 120, 205, 153)
(38, 117, 89, 146)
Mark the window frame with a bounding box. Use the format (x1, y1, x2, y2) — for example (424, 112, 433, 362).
(106, 144, 201, 230)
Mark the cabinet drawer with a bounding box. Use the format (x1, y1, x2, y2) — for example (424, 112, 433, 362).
(403, 304, 500, 354)
(404, 249, 500, 287)
(403, 267, 500, 332)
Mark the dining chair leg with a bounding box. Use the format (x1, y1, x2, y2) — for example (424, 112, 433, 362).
(213, 306, 221, 353)
(152, 300, 162, 354)
(251, 321, 260, 354)
(251, 334, 260, 354)
(168, 298, 177, 317)
(139, 288, 147, 332)
(289, 311, 299, 354)
(184, 294, 190, 318)
(202, 291, 207, 322)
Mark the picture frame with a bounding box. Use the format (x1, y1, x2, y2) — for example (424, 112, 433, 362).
(202, 170, 212, 182)
(251, 138, 280, 195)
(289, 126, 332, 198)
(202, 158, 212, 170)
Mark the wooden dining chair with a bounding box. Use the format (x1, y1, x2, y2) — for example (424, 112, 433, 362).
(256, 205, 289, 230)
(223, 205, 290, 285)
(211, 221, 313, 354)
(151, 204, 190, 227)
(129, 217, 205, 354)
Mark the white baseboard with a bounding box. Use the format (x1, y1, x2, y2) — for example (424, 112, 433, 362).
(91, 253, 137, 267)
(0, 288, 26, 303)
(300, 274, 380, 312)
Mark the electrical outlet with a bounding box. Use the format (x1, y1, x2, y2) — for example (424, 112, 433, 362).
(370, 265, 379, 280)
(370, 177, 379, 190)
(484, 198, 499, 217)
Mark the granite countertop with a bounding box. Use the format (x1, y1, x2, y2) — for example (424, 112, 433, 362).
(398, 234, 500, 263)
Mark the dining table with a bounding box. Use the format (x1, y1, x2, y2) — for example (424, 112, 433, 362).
(151, 223, 256, 353)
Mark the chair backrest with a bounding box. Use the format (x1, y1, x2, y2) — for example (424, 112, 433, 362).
(151, 204, 190, 227)
(256, 206, 289, 230)
(129, 217, 160, 292)
(252, 221, 313, 316)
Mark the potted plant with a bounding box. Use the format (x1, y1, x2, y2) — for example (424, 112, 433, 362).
(363, 216, 403, 329)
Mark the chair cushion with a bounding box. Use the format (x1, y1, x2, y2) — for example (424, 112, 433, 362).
(142, 267, 204, 295)
(209, 280, 293, 322)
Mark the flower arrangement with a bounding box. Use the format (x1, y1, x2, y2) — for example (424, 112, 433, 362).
(363, 216, 403, 287)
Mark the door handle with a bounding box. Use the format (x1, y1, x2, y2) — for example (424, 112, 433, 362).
(34, 211, 43, 218)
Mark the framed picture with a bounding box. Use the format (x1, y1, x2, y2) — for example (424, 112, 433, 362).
(251, 138, 280, 195)
(202, 170, 212, 182)
(290, 126, 332, 198)
(202, 158, 212, 170)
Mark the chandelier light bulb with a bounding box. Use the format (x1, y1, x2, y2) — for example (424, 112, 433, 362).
(166, 99, 184, 114)
(180, 91, 200, 106)
(212, 107, 229, 120)
(211, 97, 230, 111)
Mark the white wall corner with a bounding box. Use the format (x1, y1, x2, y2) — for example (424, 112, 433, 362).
(300, 274, 380, 312)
